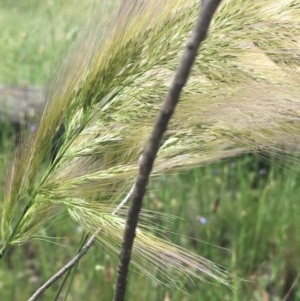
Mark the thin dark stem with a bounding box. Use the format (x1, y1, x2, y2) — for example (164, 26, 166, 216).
(27, 232, 97, 301)
(112, 1, 223, 301)
(27, 185, 135, 301)
(53, 233, 87, 301)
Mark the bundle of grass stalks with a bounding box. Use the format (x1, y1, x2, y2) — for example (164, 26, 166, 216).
(1, 0, 299, 287)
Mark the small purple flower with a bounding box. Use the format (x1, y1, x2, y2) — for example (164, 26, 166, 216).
(30, 124, 37, 132)
(259, 168, 266, 176)
(198, 216, 207, 225)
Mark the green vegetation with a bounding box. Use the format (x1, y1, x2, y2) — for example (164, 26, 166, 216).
(0, 0, 95, 85)
(0, 1, 299, 300)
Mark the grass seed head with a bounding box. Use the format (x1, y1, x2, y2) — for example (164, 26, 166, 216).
(1, 0, 300, 286)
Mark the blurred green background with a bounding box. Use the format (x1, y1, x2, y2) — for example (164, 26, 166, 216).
(0, 1, 299, 300)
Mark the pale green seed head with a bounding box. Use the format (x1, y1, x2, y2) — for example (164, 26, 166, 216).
(1, 0, 299, 286)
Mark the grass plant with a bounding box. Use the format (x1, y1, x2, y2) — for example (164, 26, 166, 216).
(0, 0, 300, 300)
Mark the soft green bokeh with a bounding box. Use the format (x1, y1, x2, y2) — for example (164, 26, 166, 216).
(0, 0, 94, 85)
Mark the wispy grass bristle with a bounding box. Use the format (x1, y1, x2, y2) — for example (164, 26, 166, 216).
(1, 0, 299, 287)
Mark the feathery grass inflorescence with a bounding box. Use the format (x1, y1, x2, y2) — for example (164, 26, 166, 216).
(1, 0, 300, 286)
